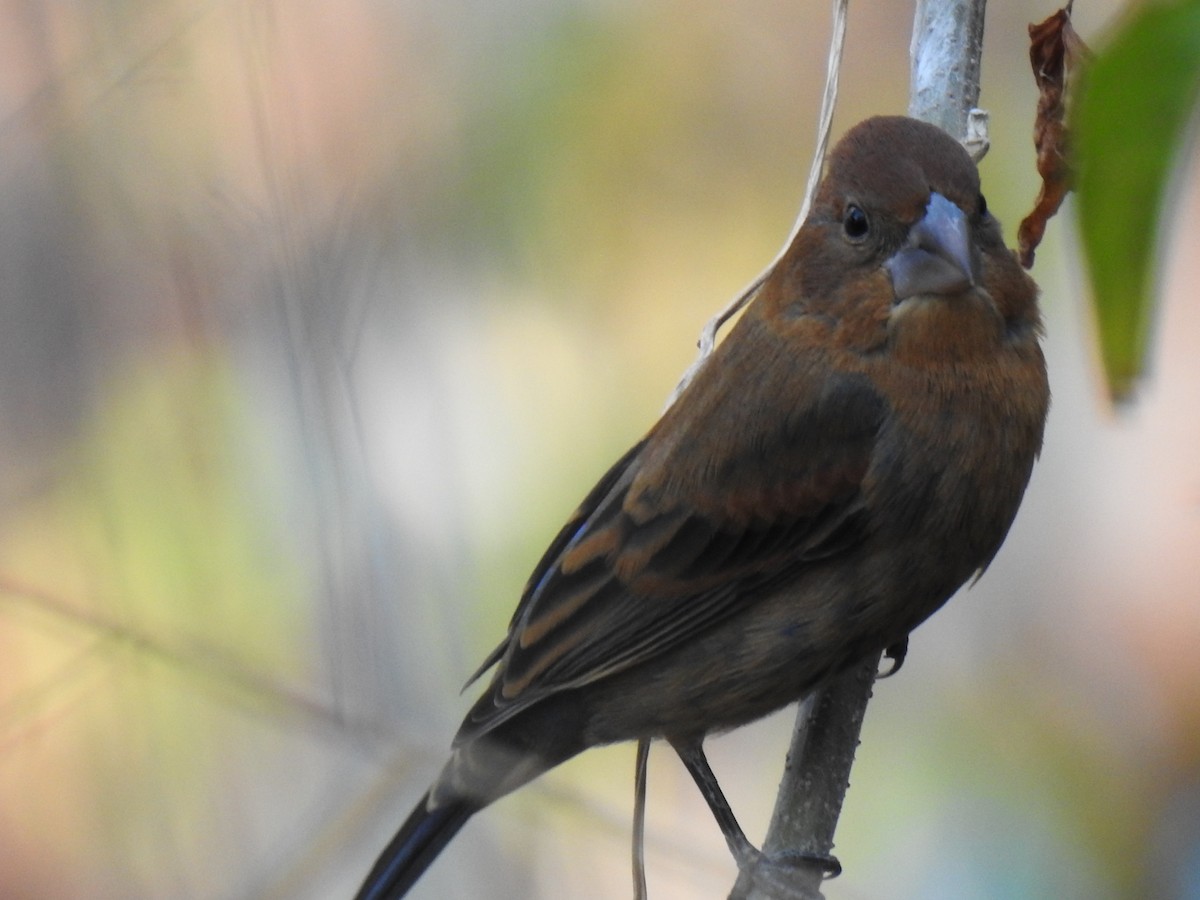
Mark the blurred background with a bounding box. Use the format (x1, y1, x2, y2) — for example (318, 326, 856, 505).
(1, 0, 1197, 897)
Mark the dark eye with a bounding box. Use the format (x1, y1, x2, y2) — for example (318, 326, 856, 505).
(843, 204, 869, 241)
(978, 193, 988, 217)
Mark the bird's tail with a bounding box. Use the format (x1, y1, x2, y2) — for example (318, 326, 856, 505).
(355, 792, 475, 900)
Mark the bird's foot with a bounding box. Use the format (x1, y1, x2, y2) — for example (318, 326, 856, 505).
(766, 849, 842, 879)
(734, 841, 840, 878)
(734, 846, 842, 898)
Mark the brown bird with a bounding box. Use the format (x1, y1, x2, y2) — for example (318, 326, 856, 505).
(356, 115, 1049, 899)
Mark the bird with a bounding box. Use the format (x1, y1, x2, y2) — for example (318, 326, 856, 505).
(356, 114, 1050, 899)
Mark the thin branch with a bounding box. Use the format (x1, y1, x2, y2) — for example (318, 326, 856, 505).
(731, 2, 990, 898)
(664, 0, 849, 409)
(0, 573, 352, 738)
(730, 666, 876, 900)
(633, 738, 650, 900)
(909, 0, 988, 141)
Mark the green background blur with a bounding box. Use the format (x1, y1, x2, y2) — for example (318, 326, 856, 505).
(1, 1, 1197, 898)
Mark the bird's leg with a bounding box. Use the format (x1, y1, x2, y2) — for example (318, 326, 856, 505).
(672, 735, 841, 885)
(878, 635, 909, 678)
(632, 738, 650, 900)
(668, 736, 758, 869)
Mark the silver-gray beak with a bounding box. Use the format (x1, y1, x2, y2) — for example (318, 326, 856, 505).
(884, 192, 976, 300)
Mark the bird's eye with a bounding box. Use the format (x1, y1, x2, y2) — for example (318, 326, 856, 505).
(978, 193, 989, 217)
(843, 205, 869, 241)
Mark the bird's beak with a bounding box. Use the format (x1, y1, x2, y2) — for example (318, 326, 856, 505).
(884, 192, 976, 301)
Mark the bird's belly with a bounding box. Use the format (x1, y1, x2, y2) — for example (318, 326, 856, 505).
(579, 545, 962, 743)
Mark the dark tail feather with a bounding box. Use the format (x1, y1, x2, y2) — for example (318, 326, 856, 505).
(355, 792, 475, 900)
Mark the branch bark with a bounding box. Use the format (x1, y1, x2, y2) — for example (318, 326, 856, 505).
(729, 2, 989, 898)
(909, 0, 988, 138)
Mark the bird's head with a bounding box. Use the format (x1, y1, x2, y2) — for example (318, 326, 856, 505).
(775, 116, 1039, 362)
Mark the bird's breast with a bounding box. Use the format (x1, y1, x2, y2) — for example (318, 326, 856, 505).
(867, 347, 1047, 575)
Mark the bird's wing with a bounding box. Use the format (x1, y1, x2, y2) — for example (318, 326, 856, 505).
(461, 438, 649, 690)
(464, 319, 888, 736)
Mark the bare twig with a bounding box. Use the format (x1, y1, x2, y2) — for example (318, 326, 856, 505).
(732, 2, 991, 899)
(633, 738, 650, 899)
(909, 0, 988, 141)
(664, 0, 849, 409)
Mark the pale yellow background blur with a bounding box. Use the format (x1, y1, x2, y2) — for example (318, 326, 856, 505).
(1, 1, 1197, 898)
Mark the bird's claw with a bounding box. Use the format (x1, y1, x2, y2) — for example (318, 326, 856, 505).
(737, 847, 842, 895)
(878, 637, 909, 678)
(767, 849, 842, 880)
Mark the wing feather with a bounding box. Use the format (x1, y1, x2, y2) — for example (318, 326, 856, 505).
(462, 312, 888, 739)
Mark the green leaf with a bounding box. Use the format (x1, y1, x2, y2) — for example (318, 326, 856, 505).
(1072, 0, 1200, 400)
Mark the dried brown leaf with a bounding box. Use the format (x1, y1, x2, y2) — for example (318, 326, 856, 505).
(1018, 3, 1090, 268)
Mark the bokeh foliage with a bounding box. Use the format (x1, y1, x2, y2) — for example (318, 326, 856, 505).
(1073, 0, 1200, 399)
